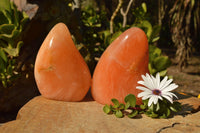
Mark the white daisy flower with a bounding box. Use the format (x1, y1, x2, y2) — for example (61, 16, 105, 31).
(136, 73, 178, 107)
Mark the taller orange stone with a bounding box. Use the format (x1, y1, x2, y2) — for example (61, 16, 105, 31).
(92, 27, 149, 105)
(34, 23, 91, 102)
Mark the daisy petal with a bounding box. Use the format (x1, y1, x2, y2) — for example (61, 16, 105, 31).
(148, 100, 153, 107)
(160, 78, 173, 90)
(156, 73, 160, 86)
(162, 92, 173, 98)
(158, 96, 163, 100)
(141, 74, 154, 90)
(136, 86, 151, 92)
(159, 76, 168, 89)
(138, 91, 151, 97)
(153, 96, 159, 104)
(137, 81, 150, 89)
(162, 84, 178, 92)
(170, 92, 178, 99)
(162, 95, 173, 103)
(150, 75, 157, 88)
(137, 80, 145, 85)
(146, 73, 155, 89)
(142, 94, 154, 100)
(148, 96, 156, 107)
(163, 92, 178, 99)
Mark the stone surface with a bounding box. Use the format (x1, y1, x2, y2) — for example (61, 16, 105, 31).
(34, 23, 91, 102)
(92, 27, 149, 105)
(0, 95, 199, 133)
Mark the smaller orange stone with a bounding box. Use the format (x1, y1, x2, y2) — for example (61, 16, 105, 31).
(34, 23, 91, 102)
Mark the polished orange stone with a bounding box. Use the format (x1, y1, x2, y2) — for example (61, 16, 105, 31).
(92, 27, 149, 105)
(34, 23, 91, 102)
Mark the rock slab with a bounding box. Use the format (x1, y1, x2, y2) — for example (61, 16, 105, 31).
(0, 96, 200, 133)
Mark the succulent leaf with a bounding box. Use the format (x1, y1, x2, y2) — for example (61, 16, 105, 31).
(3, 41, 23, 57)
(0, 48, 7, 62)
(0, 24, 15, 34)
(124, 94, 136, 107)
(0, 0, 11, 12)
(103, 104, 111, 114)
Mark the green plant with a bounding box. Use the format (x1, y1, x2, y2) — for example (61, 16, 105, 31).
(0, 0, 29, 87)
(78, 5, 109, 73)
(98, 2, 162, 47)
(103, 94, 140, 118)
(131, 2, 161, 45)
(148, 45, 171, 77)
(72, 1, 171, 76)
(141, 99, 181, 118)
(103, 94, 181, 119)
(99, 2, 170, 77)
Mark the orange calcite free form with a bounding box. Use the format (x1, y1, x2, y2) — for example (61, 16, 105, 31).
(34, 23, 91, 102)
(92, 27, 149, 105)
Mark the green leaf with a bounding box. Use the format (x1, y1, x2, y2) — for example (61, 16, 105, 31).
(166, 108, 171, 117)
(0, 11, 9, 25)
(124, 94, 136, 107)
(125, 102, 130, 110)
(3, 41, 23, 57)
(174, 102, 181, 110)
(150, 112, 158, 118)
(170, 105, 178, 112)
(136, 20, 152, 39)
(149, 103, 154, 111)
(0, 29, 20, 42)
(7, 63, 13, 75)
(1, 10, 12, 24)
(155, 101, 160, 111)
(0, 24, 15, 34)
(103, 104, 111, 114)
(20, 15, 29, 31)
(149, 25, 161, 43)
(10, 2, 19, 27)
(152, 37, 160, 43)
(141, 2, 147, 13)
(22, 11, 29, 19)
(153, 56, 171, 72)
(99, 30, 110, 39)
(128, 110, 138, 118)
(159, 70, 167, 77)
(111, 98, 119, 108)
(0, 48, 7, 62)
(0, 0, 11, 12)
(110, 31, 122, 43)
(115, 110, 123, 118)
(2, 80, 8, 88)
(0, 40, 7, 47)
(148, 63, 156, 75)
(119, 103, 125, 110)
(140, 104, 145, 110)
(142, 99, 149, 106)
(159, 114, 167, 119)
(170, 102, 181, 112)
(0, 57, 6, 72)
(149, 45, 161, 56)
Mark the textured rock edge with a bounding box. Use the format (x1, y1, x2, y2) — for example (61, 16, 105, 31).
(0, 96, 199, 133)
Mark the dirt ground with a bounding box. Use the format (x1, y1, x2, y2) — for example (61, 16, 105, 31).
(167, 56, 200, 97)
